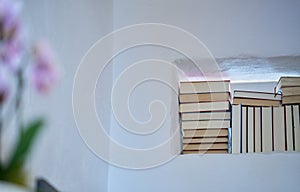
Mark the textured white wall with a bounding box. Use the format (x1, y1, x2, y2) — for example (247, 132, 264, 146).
(109, 153, 300, 192)
(113, 0, 300, 58)
(21, 0, 113, 191)
(109, 1, 300, 192)
(17, 0, 300, 191)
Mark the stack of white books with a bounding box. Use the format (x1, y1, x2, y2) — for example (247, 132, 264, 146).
(179, 80, 231, 154)
(275, 76, 300, 105)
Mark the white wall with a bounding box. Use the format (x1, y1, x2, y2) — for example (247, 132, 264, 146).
(21, 0, 113, 191)
(113, 0, 300, 58)
(109, 1, 300, 192)
(16, 0, 300, 191)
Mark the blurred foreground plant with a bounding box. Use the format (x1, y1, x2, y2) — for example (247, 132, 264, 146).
(0, 0, 59, 186)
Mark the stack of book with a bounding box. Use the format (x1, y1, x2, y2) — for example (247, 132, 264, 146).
(233, 90, 281, 107)
(232, 105, 300, 153)
(232, 82, 300, 153)
(275, 76, 300, 105)
(232, 90, 287, 153)
(179, 80, 231, 154)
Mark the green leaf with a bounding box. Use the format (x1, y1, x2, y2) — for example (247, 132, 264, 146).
(4, 118, 44, 180)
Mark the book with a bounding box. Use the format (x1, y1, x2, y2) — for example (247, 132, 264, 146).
(181, 120, 230, 130)
(262, 107, 272, 152)
(183, 137, 228, 144)
(292, 105, 300, 151)
(241, 107, 247, 153)
(281, 87, 300, 96)
(282, 95, 300, 105)
(180, 101, 230, 113)
(181, 111, 231, 121)
(184, 129, 228, 138)
(233, 98, 280, 107)
(275, 76, 300, 93)
(183, 143, 228, 150)
(182, 149, 228, 154)
(234, 90, 281, 101)
(248, 107, 254, 153)
(180, 80, 230, 94)
(231, 105, 241, 154)
(273, 107, 285, 151)
(285, 105, 294, 151)
(179, 92, 230, 103)
(254, 107, 262, 152)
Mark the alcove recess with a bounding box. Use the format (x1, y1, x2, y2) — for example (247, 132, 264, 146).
(174, 56, 300, 83)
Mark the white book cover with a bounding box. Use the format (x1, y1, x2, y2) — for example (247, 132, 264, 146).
(234, 90, 281, 101)
(262, 107, 272, 152)
(274, 107, 285, 151)
(181, 111, 231, 121)
(282, 86, 300, 96)
(182, 120, 230, 130)
(242, 107, 247, 153)
(248, 107, 254, 153)
(179, 101, 229, 113)
(183, 129, 228, 138)
(275, 76, 300, 93)
(293, 105, 300, 151)
(254, 107, 262, 152)
(232, 105, 241, 154)
(183, 137, 228, 144)
(183, 143, 228, 150)
(285, 105, 294, 151)
(180, 81, 230, 94)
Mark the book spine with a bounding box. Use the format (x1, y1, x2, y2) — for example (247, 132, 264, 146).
(293, 105, 300, 151)
(231, 105, 241, 154)
(181, 120, 230, 130)
(262, 107, 272, 152)
(242, 106, 247, 153)
(254, 107, 262, 152)
(248, 107, 254, 153)
(273, 107, 285, 151)
(285, 105, 294, 151)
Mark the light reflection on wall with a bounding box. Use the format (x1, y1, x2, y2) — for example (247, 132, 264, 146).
(175, 56, 300, 82)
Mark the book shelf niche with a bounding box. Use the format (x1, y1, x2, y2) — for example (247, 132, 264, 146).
(179, 77, 300, 155)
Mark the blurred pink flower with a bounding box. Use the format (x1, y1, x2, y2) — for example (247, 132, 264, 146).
(0, 0, 23, 71)
(0, 40, 23, 70)
(0, 0, 21, 40)
(31, 40, 59, 94)
(0, 65, 9, 104)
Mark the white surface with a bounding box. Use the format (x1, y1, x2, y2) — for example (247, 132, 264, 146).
(8, 1, 300, 192)
(113, 0, 300, 58)
(109, 153, 300, 192)
(110, 1, 300, 192)
(19, 0, 113, 191)
(0, 181, 29, 192)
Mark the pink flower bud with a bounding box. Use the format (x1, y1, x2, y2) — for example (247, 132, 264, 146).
(31, 40, 59, 94)
(0, 0, 24, 71)
(0, 40, 23, 71)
